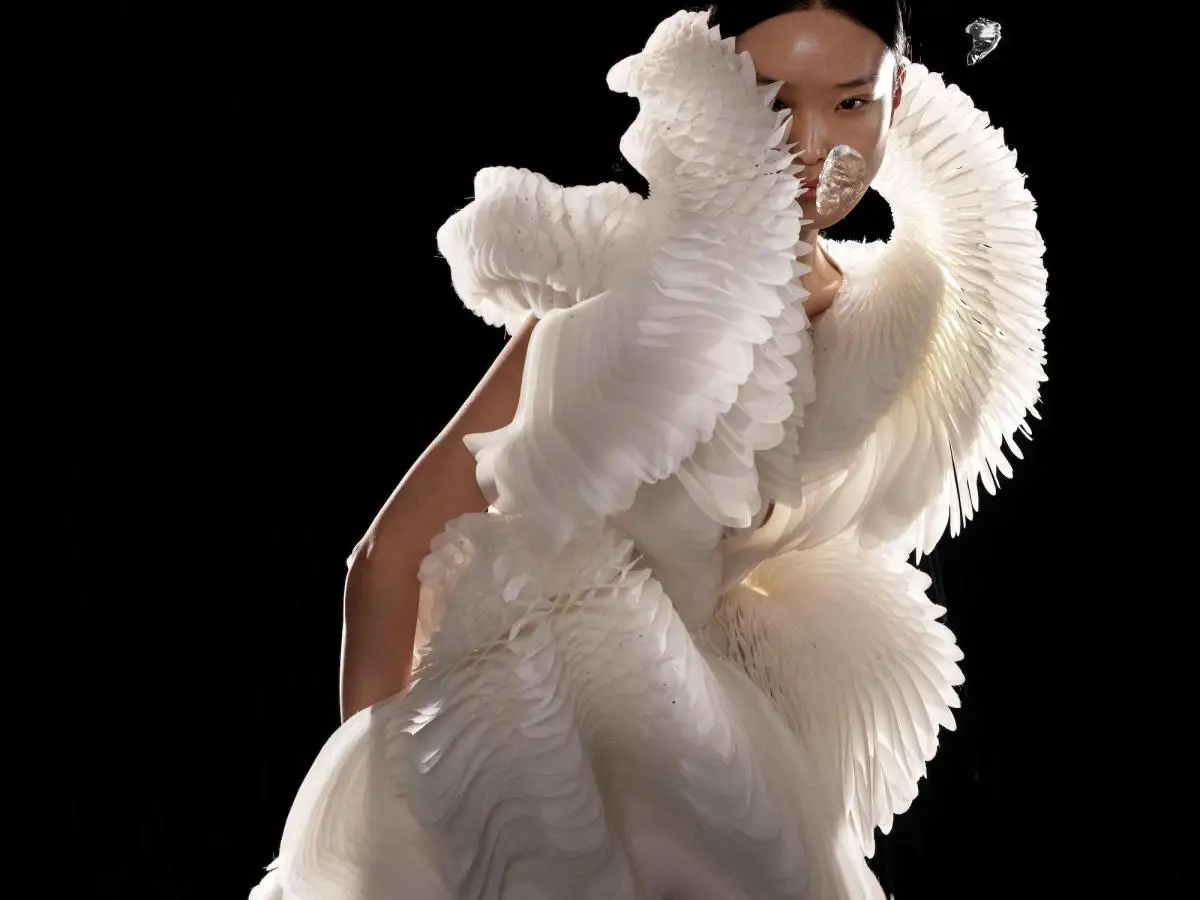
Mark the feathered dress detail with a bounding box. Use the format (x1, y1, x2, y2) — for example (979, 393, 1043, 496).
(251, 11, 1047, 899)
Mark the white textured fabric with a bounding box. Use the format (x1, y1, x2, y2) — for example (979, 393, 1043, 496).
(455, 14, 811, 557)
(252, 10, 1047, 899)
(787, 66, 1048, 559)
(704, 533, 964, 859)
(437, 170, 646, 336)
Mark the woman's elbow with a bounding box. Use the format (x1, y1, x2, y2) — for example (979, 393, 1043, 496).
(339, 548, 422, 721)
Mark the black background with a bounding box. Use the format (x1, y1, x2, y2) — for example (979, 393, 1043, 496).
(41, 1, 1153, 897)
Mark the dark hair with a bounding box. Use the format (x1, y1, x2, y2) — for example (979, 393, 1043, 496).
(707, 1, 909, 58)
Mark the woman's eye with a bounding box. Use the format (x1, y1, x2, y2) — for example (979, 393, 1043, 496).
(774, 97, 869, 113)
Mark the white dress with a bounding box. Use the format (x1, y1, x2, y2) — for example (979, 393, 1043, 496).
(251, 12, 1048, 900)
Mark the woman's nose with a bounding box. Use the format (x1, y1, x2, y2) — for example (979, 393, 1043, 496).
(789, 111, 828, 166)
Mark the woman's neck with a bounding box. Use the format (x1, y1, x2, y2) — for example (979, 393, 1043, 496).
(799, 225, 843, 320)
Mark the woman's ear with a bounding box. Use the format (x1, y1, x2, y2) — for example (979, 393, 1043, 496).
(890, 63, 907, 126)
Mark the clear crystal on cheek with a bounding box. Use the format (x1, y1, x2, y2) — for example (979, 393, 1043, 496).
(815, 145, 867, 217)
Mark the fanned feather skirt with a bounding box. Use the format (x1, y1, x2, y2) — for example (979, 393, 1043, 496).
(248, 507, 968, 899)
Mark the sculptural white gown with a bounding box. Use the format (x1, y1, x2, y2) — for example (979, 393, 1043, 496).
(251, 11, 1048, 899)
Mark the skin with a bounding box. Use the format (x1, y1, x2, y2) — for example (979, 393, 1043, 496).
(340, 317, 536, 720)
(737, 8, 905, 319)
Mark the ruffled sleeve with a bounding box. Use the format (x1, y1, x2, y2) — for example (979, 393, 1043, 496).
(436, 167, 646, 335)
(792, 62, 1049, 558)
(459, 13, 810, 554)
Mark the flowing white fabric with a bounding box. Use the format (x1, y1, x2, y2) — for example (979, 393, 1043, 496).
(251, 10, 1047, 899)
(785, 66, 1048, 559)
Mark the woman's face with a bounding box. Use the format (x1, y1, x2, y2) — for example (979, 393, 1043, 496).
(737, 8, 904, 230)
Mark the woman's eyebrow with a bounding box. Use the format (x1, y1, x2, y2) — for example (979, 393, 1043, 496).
(754, 73, 876, 89)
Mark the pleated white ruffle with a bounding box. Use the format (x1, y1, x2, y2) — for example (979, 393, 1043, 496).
(789, 63, 1048, 558)
(250, 12, 1048, 900)
(452, 14, 811, 557)
(265, 512, 903, 899)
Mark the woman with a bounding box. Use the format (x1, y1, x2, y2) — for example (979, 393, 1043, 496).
(253, 2, 1047, 898)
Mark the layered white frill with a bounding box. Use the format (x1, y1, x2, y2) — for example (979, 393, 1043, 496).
(252, 10, 1046, 900)
(715, 60, 1047, 863)
(447, 26, 815, 559)
(783, 63, 1047, 559)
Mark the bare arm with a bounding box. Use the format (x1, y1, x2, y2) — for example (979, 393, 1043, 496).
(339, 315, 536, 722)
